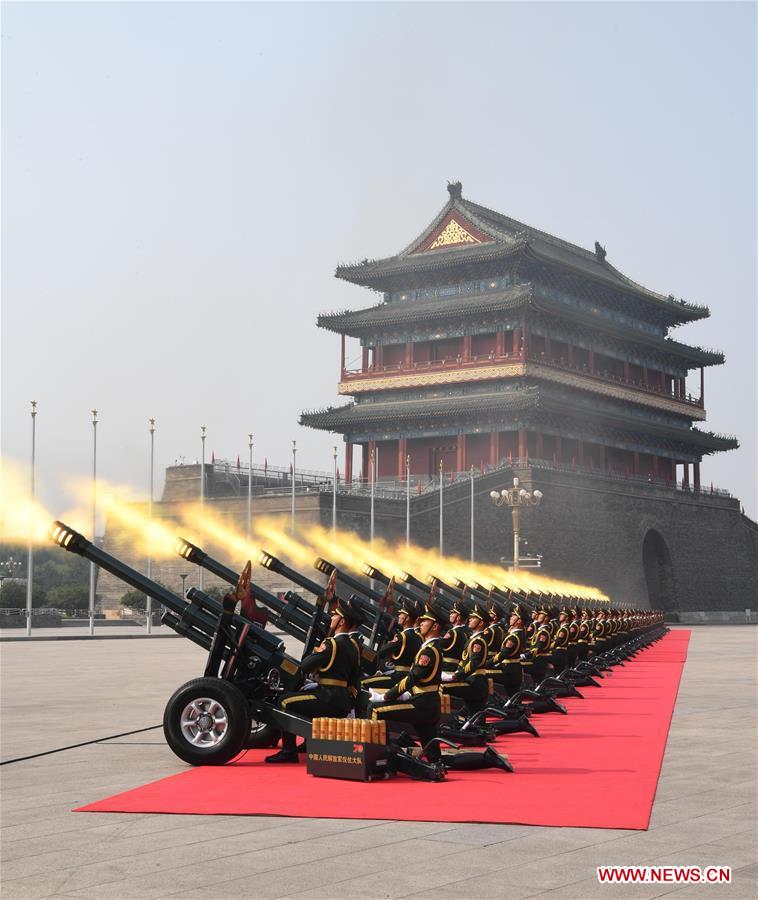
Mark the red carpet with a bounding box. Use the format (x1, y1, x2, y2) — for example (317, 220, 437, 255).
(77, 630, 690, 830)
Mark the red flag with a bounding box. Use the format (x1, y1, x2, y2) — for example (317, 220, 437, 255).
(417, 479, 422, 495)
(211, 450, 215, 464)
(236, 455, 240, 470)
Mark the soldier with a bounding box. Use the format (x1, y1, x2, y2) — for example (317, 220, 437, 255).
(566, 606, 580, 669)
(363, 597, 423, 690)
(576, 606, 592, 661)
(439, 601, 490, 713)
(492, 602, 530, 696)
(551, 607, 571, 674)
(265, 597, 365, 763)
(441, 598, 471, 673)
(529, 604, 554, 686)
(369, 604, 512, 773)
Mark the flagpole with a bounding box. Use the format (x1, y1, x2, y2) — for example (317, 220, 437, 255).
(470, 464, 475, 562)
(332, 446, 338, 536)
(439, 458, 443, 557)
(247, 433, 253, 541)
(26, 401, 37, 637)
(370, 448, 375, 545)
(405, 454, 410, 548)
(146, 417, 155, 634)
(291, 440, 297, 536)
(199, 425, 206, 590)
(89, 409, 98, 635)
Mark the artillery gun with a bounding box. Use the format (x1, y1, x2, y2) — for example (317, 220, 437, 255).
(49, 522, 446, 781)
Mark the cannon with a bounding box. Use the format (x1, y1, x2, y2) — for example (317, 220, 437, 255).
(50, 521, 316, 766)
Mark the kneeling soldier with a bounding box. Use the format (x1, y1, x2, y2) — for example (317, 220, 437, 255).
(439, 602, 490, 713)
(266, 597, 364, 763)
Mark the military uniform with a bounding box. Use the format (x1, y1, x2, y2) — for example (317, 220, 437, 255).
(440, 603, 490, 712)
(363, 624, 423, 688)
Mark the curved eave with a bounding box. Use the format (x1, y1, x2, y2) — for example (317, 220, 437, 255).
(300, 388, 540, 432)
(317, 286, 533, 336)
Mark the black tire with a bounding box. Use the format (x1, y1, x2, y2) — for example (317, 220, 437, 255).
(163, 677, 249, 766)
(245, 720, 280, 749)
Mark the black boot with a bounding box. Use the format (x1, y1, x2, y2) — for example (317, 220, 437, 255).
(264, 749, 300, 763)
(484, 746, 514, 772)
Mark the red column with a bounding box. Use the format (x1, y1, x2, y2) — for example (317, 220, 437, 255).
(463, 335, 472, 361)
(652, 455, 659, 479)
(700, 367, 704, 406)
(361, 443, 369, 481)
(588, 349, 595, 373)
(555, 435, 563, 463)
(544, 336, 551, 360)
(642, 367, 649, 389)
(405, 342, 413, 368)
(633, 452, 640, 476)
(397, 437, 407, 479)
(456, 433, 465, 471)
(518, 429, 527, 461)
(694, 462, 701, 492)
(536, 432, 544, 459)
(496, 331, 504, 356)
(489, 431, 498, 466)
(578, 441, 585, 466)
(682, 462, 690, 488)
(361, 347, 369, 372)
(598, 445, 606, 469)
(340, 334, 346, 377)
(375, 346, 384, 370)
(345, 442, 353, 484)
(512, 328, 519, 355)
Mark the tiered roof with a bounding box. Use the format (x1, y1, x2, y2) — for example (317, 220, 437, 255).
(334, 183, 709, 327)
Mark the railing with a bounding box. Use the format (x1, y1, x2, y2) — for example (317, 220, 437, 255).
(191, 457, 731, 502)
(341, 352, 703, 408)
(319, 457, 732, 501)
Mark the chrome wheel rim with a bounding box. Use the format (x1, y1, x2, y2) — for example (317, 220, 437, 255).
(180, 697, 229, 748)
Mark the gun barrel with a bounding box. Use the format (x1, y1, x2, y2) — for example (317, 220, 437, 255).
(313, 558, 384, 603)
(51, 522, 284, 656)
(258, 551, 325, 597)
(176, 537, 319, 642)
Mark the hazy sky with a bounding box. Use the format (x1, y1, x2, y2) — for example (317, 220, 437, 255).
(2, 1, 756, 518)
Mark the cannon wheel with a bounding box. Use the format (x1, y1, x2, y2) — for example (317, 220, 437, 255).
(163, 677, 249, 766)
(245, 719, 280, 749)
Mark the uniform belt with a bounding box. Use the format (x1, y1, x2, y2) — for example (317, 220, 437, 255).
(411, 685, 440, 695)
(443, 657, 461, 664)
(483, 668, 502, 675)
(393, 666, 411, 672)
(318, 678, 347, 687)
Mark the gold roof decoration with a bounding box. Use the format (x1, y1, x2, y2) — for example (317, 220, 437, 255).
(427, 218, 483, 250)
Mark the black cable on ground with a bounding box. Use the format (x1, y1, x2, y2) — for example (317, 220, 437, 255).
(0, 725, 162, 766)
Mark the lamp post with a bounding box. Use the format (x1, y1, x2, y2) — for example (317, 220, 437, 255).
(247, 433, 253, 541)
(490, 477, 543, 570)
(89, 409, 98, 635)
(146, 417, 155, 634)
(439, 458, 444, 556)
(332, 446, 338, 536)
(405, 454, 411, 548)
(470, 464, 475, 562)
(179, 574, 189, 599)
(291, 440, 297, 536)
(199, 425, 206, 590)
(369, 447, 375, 545)
(26, 401, 37, 637)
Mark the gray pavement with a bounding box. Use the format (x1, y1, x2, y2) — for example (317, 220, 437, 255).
(1, 627, 756, 899)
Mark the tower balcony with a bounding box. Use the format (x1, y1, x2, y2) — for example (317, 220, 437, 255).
(339, 352, 706, 419)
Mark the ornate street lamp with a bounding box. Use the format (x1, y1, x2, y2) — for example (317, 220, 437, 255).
(490, 477, 543, 570)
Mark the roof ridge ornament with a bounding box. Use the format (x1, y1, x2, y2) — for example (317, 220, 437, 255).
(594, 241, 607, 263)
(447, 181, 463, 200)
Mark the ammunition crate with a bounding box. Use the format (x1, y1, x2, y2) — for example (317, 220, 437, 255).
(306, 739, 390, 782)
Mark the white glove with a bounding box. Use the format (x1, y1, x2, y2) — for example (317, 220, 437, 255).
(441, 672, 455, 682)
(398, 691, 411, 701)
(368, 689, 384, 703)
(302, 680, 318, 690)
(346, 710, 356, 719)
